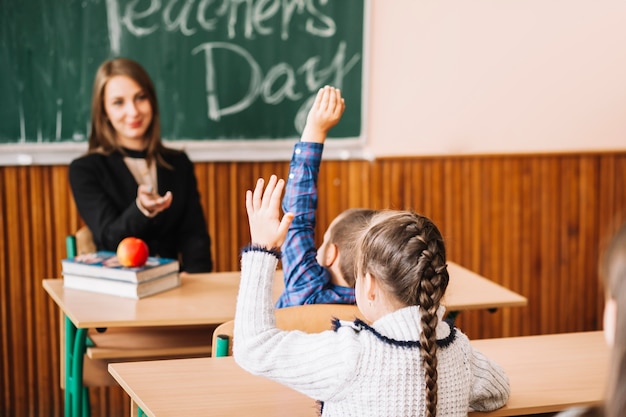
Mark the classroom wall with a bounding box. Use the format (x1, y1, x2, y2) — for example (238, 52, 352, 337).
(366, 0, 626, 157)
(2, 154, 626, 417)
(2, 1, 626, 416)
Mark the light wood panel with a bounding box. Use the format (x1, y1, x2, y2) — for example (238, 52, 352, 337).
(1, 153, 626, 417)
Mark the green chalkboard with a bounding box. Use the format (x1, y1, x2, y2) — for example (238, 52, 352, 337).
(0, 0, 366, 146)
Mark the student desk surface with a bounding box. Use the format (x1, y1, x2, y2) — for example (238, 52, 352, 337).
(43, 262, 526, 328)
(108, 331, 608, 417)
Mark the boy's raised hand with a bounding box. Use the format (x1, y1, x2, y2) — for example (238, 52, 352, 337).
(246, 175, 294, 250)
(301, 86, 345, 144)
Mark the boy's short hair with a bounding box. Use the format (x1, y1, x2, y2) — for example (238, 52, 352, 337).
(329, 208, 378, 287)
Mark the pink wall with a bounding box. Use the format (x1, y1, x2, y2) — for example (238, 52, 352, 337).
(366, 0, 626, 156)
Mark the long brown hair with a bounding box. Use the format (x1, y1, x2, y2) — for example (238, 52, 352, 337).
(89, 57, 173, 167)
(356, 210, 449, 417)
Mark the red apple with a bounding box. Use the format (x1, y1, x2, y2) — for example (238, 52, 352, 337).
(116, 237, 149, 267)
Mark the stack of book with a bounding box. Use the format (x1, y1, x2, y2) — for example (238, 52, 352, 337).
(61, 251, 180, 299)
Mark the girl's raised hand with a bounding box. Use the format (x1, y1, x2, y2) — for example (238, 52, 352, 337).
(245, 175, 294, 250)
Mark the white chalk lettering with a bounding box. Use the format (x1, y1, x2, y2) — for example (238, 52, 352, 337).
(105, 0, 358, 133)
(305, 0, 335, 38)
(192, 40, 359, 121)
(192, 42, 262, 121)
(121, 0, 161, 37)
(262, 63, 302, 104)
(196, 0, 229, 31)
(116, 0, 335, 39)
(163, 0, 197, 35)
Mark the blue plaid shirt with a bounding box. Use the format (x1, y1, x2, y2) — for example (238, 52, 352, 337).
(276, 142, 356, 308)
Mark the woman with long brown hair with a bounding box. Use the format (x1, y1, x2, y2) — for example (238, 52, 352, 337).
(69, 57, 213, 272)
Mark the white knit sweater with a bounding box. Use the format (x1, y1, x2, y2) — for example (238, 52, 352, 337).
(234, 249, 510, 417)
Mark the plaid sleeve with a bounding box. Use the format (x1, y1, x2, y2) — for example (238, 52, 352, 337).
(277, 142, 355, 308)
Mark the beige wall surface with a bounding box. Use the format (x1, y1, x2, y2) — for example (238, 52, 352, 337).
(366, 0, 626, 157)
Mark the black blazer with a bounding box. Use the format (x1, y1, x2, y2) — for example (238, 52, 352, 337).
(69, 148, 213, 273)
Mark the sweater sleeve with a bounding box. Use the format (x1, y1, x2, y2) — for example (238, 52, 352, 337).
(468, 347, 511, 412)
(234, 249, 361, 401)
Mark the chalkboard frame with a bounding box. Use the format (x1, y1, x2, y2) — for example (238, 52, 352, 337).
(0, 0, 371, 165)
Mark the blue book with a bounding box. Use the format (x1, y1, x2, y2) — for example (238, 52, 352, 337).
(61, 251, 179, 283)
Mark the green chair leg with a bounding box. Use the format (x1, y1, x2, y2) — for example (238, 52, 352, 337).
(65, 315, 90, 417)
(82, 387, 90, 416)
(65, 317, 75, 417)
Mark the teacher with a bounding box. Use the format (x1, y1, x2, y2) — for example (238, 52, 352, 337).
(69, 57, 213, 273)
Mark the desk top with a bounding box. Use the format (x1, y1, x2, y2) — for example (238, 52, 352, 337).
(109, 331, 608, 417)
(444, 262, 526, 310)
(468, 331, 609, 416)
(43, 262, 526, 329)
(110, 356, 316, 417)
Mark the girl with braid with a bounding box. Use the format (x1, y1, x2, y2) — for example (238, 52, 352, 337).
(234, 175, 510, 417)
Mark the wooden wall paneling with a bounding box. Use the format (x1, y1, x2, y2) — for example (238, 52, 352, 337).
(4, 167, 27, 416)
(366, 158, 384, 210)
(538, 156, 559, 334)
(4, 154, 626, 417)
(578, 157, 600, 331)
(500, 157, 522, 337)
(228, 162, 244, 271)
(405, 159, 423, 213)
(558, 157, 578, 332)
(518, 158, 539, 336)
(346, 160, 370, 208)
(440, 158, 462, 270)
(383, 158, 405, 210)
(425, 159, 446, 227)
(321, 160, 344, 224)
(193, 162, 213, 266)
(484, 158, 504, 340)
(0, 166, 8, 415)
(22, 167, 36, 417)
(466, 158, 483, 276)
(29, 166, 52, 415)
(211, 163, 237, 271)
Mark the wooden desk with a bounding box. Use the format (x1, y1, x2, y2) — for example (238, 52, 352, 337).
(109, 331, 608, 417)
(44, 263, 525, 328)
(110, 356, 316, 417)
(43, 272, 283, 329)
(44, 263, 525, 417)
(468, 331, 609, 416)
(44, 271, 284, 417)
(444, 262, 526, 311)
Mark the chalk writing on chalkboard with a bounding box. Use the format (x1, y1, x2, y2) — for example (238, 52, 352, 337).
(0, 0, 367, 163)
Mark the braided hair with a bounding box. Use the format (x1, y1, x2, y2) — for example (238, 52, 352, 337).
(356, 210, 449, 417)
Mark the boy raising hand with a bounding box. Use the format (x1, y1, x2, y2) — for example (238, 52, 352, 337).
(276, 86, 376, 307)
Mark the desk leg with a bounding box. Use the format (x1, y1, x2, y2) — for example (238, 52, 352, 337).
(65, 315, 89, 417)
